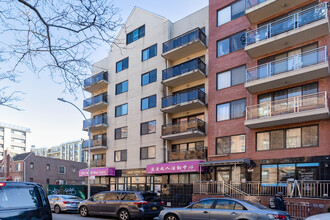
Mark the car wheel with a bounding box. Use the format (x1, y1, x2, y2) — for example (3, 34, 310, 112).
(165, 214, 179, 220)
(54, 205, 61, 214)
(79, 206, 89, 217)
(118, 209, 130, 220)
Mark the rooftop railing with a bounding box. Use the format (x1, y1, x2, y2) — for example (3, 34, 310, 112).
(162, 119, 206, 136)
(84, 72, 108, 88)
(162, 89, 205, 108)
(83, 93, 108, 108)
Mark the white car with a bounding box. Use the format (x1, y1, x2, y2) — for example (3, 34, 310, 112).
(305, 213, 330, 220)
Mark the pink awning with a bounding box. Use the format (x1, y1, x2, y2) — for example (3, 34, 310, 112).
(79, 167, 115, 177)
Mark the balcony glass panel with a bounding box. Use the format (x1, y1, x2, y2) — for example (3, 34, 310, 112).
(83, 93, 107, 108)
(83, 115, 107, 129)
(84, 72, 108, 88)
(162, 89, 205, 108)
(246, 0, 267, 10)
(162, 58, 206, 80)
(246, 3, 327, 46)
(83, 138, 107, 149)
(162, 119, 206, 136)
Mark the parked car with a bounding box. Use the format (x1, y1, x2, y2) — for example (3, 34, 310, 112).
(305, 213, 330, 220)
(0, 181, 52, 220)
(78, 191, 164, 220)
(158, 198, 291, 220)
(48, 194, 82, 213)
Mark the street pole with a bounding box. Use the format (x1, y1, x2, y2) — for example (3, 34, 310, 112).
(57, 98, 92, 198)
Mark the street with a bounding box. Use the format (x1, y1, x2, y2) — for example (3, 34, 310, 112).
(52, 213, 115, 220)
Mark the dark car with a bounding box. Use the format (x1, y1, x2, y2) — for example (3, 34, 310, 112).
(78, 191, 164, 220)
(0, 181, 52, 220)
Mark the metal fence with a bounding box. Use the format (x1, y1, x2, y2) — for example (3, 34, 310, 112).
(286, 202, 310, 219)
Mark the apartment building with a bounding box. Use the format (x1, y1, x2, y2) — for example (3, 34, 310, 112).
(207, 0, 330, 184)
(31, 140, 87, 163)
(0, 122, 30, 160)
(81, 7, 208, 193)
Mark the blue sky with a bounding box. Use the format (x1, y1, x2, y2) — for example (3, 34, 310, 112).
(0, 0, 208, 149)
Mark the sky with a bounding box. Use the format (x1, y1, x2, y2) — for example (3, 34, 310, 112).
(0, 0, 208, 149)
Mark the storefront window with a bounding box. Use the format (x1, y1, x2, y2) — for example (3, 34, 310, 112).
(154, 176, 162, 183)
(190, 174, 199, 183)
(170, 174, 179, 184)
(179, 174, 189, 184)
(261, 165, 277, 182)
(279, 164, 295, 181)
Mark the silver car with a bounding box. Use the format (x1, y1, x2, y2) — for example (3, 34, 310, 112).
(159, 198, 291, 220)
(48, 194, 82, 213)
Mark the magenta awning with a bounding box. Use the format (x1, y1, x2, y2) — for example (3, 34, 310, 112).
(146, 160, 205, 174)
(79, 167, 115, 177)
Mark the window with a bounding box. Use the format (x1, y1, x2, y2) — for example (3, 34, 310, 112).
(141, 95, 156, 110)
(142, 44, 157, 61)
(116, 57, 129, 73)
(190, 199, 215, 209)
(105, 192, 120, 200)
(141, 69, 157, 86)
(121, 193, 138, 201)
(140, 121, 156, 135)
(46, 179, 50, 184)
(58, 166, 66, 174)
(216, 99, 246, 121)
(46, 164, 50, 170)
(115, 127, 128, 140)
(127, 25, 145, 45)
(115, 81, 128, 95)
(29, 178, 33, 182)
(114, 150, 127, 162)
(257, 125, 318, 151)
(216, 135, 245, 154)
(217, 65, 246, 90)
(93, 193, 105, 201)
(15, 163, 20, 171)
(72, 167, 76, 173)
(217, 0, 245, 26)
(217, 31, 245, 57)
(140, 146, 156, 160)
(9, 165, 12, 172)
(30, 162, 34, 169)
(115, 103, 128, 117)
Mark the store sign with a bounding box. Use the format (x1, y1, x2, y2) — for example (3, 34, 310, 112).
(79, 167, 115, 177)
(146, 161, 205, 174)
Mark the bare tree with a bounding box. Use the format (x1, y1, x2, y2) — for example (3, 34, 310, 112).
(0, 0, 122, 106)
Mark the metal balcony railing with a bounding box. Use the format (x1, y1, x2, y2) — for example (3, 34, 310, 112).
(246, 3, 327, 46)
(83, 115, 107, 129)
(82, 138, 107, 149)
(84, 72, 108, 88)
(246, 92, 328, 120)
(168, 149, 207, 161)
(162, 119, 206, 136)
(162, 28, 206, 54)
(245, 0, 268, 10)
(246, 46, 328, 82)
(91, 159, 106, 167)
(162, 89, 205, 108)
(162, 58, 206, 81)
(83, 93, 108, 108)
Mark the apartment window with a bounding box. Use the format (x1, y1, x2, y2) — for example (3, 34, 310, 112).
(140, 121, 156, 135)
(29, 178, 33, 182)
(9, 165, 12, 172)
(141, 69, 157, 86)
(58, 166, 66, 174)
(216, 135, 245, 154)
(30, 162, 34, 169)
(217, 65, 246, 90)
(140, 146, 156, 160)
(46, 179, 50, 184)
(141, 95, 156, 110)
(114, 150, 127, 162)
(72, 167, 76, 173)
(257, 125, 318, 151)
(217, 0, 245, 26)
(115, 127, 128, 140)
(115, 80, 128, 95)
(217, 31, 245, 57)
(171, 141, 204, 152)
(116, 57, 129, 73)
(126, 25, 145, 45)
(142, 44, 157, 61)
(15, 163, 20, 171)
(115, 103, 128, 117)
(216, 99, 246, 121)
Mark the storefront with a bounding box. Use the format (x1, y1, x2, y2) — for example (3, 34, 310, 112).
(109, 169, 150, 191)
(79, 167, 115, 188)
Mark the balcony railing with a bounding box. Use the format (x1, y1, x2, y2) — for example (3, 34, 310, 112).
(83, 93, 107, 108)
(246, 92, 328, 120)
(162, 58, 206, 81)
(163, 28, 206, 54)
(83, 115, 107, 130)
(84, 72, 108, 88)
(246, 0, 267, 10)
(246, 46, 328, 82)
(91, 159, 106, 167)
(168, 149, 207, 161)
(162, 89, 205, 108)
(83, 138, 107, 149)
(162, 119, 206, 136)
(246, 3, 327, 46)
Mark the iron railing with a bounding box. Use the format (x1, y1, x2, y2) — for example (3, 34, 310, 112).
(246, 91, 328, 120)
(246, 46, 328, 82)
(162, 119, 206, 136)
(162, 89, 205, 108)
(163, 28, 206, 54)
(246, 3, 327, 46)
(84, 72, 108, 88)
(168, 149, 207, 161)
(162, 58, 206, 80)
(83, 93, 108, 108)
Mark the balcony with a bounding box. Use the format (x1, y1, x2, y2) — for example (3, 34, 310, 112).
(245, 0, 312, 24)
(84, 72, 108, 93)
(161, 119, 206, 140)
(91, 159, 106, 167)
(162, 58, 207, 87)
(245, 47, 329, 93)
(83, 139, 107, 151)
(83, 116, 108, 133)
(245, 3, 329, 58)
(162, 28, 207, 61)
(161, 89, 206, 114)
(83, 93, 108, 112)
(168, 149, 207, 162)
(245, 92, 329, 129)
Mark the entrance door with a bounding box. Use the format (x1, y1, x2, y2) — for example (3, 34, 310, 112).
(217, 167, 231, 183)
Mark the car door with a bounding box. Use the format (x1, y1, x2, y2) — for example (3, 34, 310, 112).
(182, 199, 215, 220)
(88, 193, 106, 214)
(104, 192, 121, 215)
(209, 199, 243, 220)
(48, 196, 58, 210)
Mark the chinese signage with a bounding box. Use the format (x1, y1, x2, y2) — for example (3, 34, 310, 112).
(146, 161, 205, 174)
(79, 167, 115, 177)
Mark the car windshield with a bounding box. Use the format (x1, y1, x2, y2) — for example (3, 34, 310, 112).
(243, 200, 269, 209)
(141, 193, 160, 202)
(0, 186, 41, 210)
(61, 195, 81, 200)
